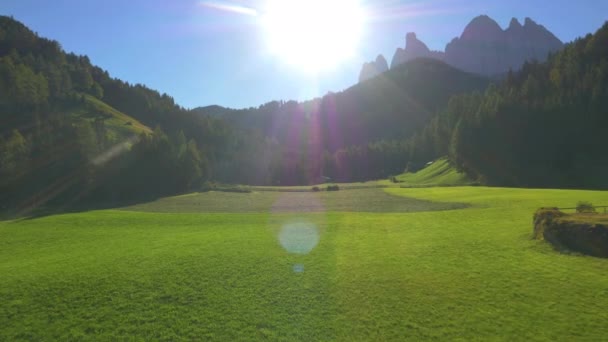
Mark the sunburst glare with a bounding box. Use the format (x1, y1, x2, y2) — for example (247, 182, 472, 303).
(260, 0, 367, 72)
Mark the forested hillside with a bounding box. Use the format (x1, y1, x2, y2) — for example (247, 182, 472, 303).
(0, 16, 235, 211)
(405, 21, 608, 189)
(196, 58, 488, 149)
(2, 14, 607, 213)
(195, 58, 488, 183)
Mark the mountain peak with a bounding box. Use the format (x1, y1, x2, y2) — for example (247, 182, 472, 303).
(375, 54, 388, 70)
(388, 32, 444, 69)
(509, 18, 522, 29)
(524, 17, 538, 27)
(405, 32, 430, 52)
(470, 14, 499, 25)
(461, 15, 503, 41)
(359, 54, 389, 82)
(390, 14, 563, 77)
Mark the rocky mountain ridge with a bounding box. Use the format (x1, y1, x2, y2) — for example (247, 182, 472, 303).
(359, 15, 564, 82)
(358, 54, 389, 82)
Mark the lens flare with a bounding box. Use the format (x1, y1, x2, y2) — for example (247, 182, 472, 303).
(260, 0, 367, 71)
(279, 220, 319, 254)
(199, 1, 258, 16)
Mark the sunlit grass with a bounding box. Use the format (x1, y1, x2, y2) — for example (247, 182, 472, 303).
(70, 94, 151, 141)
(394, 158, 473, 186)
(121, 188, 465, 213)
(1, 187, 608, 340)
(562, 213, 608, 224)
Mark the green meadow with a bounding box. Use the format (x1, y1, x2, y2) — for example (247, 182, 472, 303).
(76, 95, 152, 137)
(2, 186, 608, 341)
(394, 158, 473, 186)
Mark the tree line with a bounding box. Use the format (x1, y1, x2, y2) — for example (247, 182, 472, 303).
(401, 21, 608, 189)
(210, 21, 608, 189)
(0, 16, 231, 211)
(2, 15, 607, 214)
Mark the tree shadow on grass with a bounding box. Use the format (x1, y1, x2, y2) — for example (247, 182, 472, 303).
(0, 194, 165, 222)
(1, 188, 470, 221)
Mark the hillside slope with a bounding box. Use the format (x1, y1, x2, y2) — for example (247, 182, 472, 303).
(396, 158, 473, 186)
(0, 16, 225, 209)
(190, 58, 489, 184)
(195, 58, 489, 151)
(69, 94, 151, 139)
(405, 21, 608, 189)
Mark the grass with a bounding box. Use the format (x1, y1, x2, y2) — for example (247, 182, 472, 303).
(122, 189, 466, 213)
(251, 157, 470, 190)
(562, 213, 608, 224)
(70, 94, 152, 141)
(250, 180, 388, 191)
(2, 187, 608, 340)
(395, 158, 473, 186)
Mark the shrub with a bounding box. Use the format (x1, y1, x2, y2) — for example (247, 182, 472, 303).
(389, 176, 398, 183)
(326, 185, 340, 191)
(576, 201, 596, 213)
(311, 186, 320, 192)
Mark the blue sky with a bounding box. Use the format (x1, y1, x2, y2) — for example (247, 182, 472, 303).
(1, 0, 607, 109)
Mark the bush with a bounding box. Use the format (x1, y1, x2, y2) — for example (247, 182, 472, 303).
(311, 186, 320, 192)
(326, 185, 340, 191)
(576, 201, 596, 213)
(389, 176, 398, 183)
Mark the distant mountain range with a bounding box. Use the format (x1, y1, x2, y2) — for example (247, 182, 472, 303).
(359, 15, 564, 82)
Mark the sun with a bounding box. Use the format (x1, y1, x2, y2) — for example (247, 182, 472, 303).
(260, 0, 366, 72)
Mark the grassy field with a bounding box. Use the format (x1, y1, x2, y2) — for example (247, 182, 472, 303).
(122, 188, 466, 213)
(2, 187, 608, 340)
(394, 158, 473, 186)
(247, 157, 471, 191)
(559, 213, 608, 224)
(69, 94, 152, 142)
